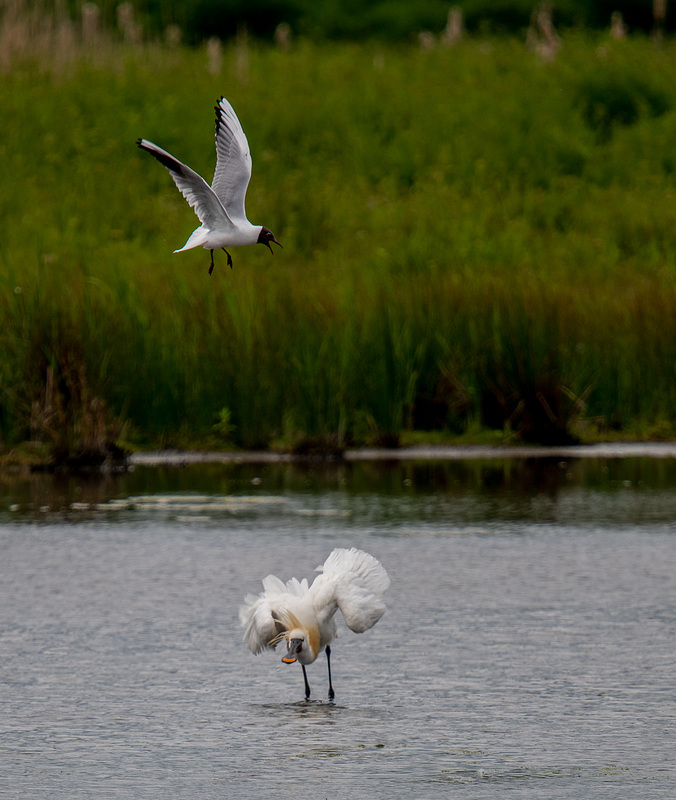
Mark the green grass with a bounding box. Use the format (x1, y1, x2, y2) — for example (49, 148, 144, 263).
(1, 32, 676, 456)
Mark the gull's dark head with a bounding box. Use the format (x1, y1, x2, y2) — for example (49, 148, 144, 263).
(257, 227, 282, 254)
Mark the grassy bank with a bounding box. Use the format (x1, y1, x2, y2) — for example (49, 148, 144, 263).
(1, 31, 676, 456)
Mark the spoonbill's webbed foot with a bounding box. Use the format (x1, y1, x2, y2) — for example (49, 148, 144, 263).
(326, 645, 335, 701)
(222, 248, 233, 269)
(208, 250, 215, 275)
(302, 665, 311, 700)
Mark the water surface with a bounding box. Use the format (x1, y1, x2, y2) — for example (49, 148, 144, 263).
(1, 455, 674, 798)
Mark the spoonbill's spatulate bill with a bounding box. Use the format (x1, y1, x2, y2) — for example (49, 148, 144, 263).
(240, 547, 390, 701)
(137, 96, 281, 275)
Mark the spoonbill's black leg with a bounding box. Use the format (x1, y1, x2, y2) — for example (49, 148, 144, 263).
(302, 665, 311, 700)
(208, 250, 215, 275)
(326, 645, 335, 701)
(222, 248, 233, 269)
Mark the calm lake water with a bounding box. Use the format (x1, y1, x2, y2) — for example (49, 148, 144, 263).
(1, 452, 674, 799)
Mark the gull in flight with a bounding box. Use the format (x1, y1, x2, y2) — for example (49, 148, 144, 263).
(137, 96, 281, 275)
(240, 548, 390, 701)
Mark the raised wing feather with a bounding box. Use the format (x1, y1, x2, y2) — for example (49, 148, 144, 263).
(239, 593, 284, 655)
(211, 97, 252, 223)
(314, 548, 390, 633)
(136, 138, 234, 231)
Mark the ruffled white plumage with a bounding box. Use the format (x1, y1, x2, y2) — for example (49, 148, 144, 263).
(316, 546, 390, 633)
(239, 547, 390, 659)
(240, 575, 310, 655)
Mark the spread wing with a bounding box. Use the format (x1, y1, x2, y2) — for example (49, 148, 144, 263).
(136, 138, 234, 231)
(211, 96, 253, 224)
(239, 575, 309, 655)
(312, 548, 390, 633)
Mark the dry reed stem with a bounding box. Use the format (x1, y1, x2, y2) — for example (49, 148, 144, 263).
(0, 0, 145, 73)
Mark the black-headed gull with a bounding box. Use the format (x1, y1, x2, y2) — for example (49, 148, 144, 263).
(240, 547, 390, 700)
(137, 96, 281, 275)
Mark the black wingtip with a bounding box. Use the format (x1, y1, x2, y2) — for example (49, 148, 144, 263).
(135, 140, 185, 176)
(214, 96, 230, 133)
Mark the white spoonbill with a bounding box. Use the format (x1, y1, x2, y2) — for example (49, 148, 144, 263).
(240, 547, 390, 700)
(137, 96, 281, 275)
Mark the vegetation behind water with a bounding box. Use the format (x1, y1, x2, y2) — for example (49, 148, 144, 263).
(1, 29, 676, 456)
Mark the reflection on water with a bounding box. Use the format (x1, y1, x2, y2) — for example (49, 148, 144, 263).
(1, 453, 674, 799)
(3, 453, 676, 525)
